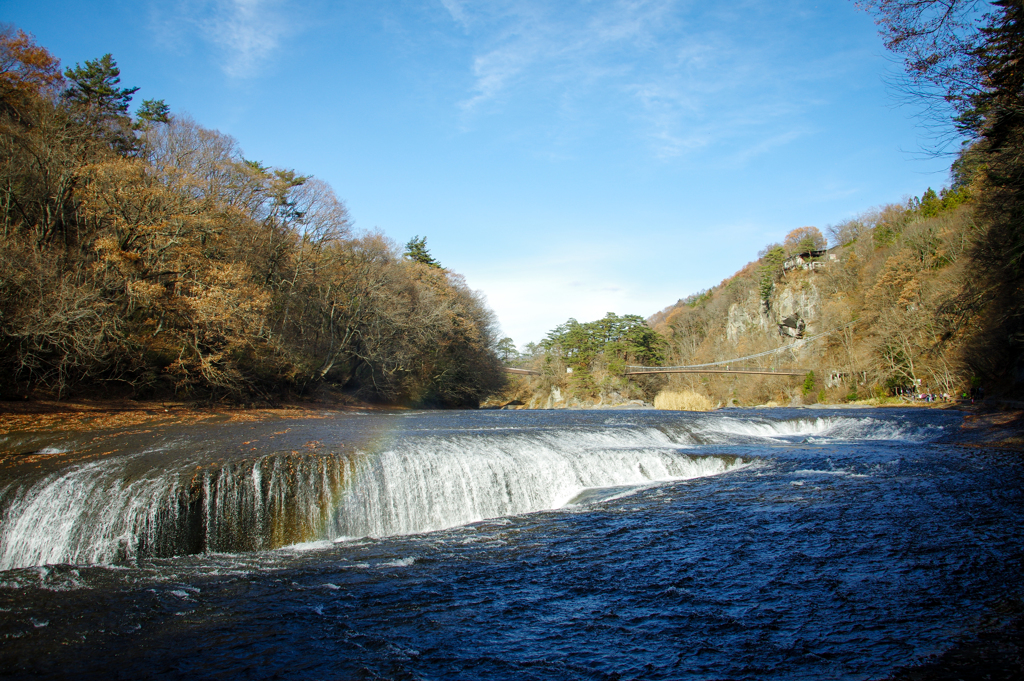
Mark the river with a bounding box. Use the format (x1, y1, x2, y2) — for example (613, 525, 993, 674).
(0, 407, 1021, 679)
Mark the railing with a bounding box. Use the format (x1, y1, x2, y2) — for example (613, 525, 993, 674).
(623, 367, 807, 376)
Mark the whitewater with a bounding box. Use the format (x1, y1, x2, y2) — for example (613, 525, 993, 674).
(0, 407, 1021, 680)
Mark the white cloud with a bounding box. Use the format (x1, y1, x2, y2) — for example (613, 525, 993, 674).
(461, 44, 534, 113)
(454, 0, 672, 113)
(726, 129, 805, 167)
(444, 1, 851, 159)
(155, 0, 296, 78)
(474, 270, 656, 348)
(459, 242, 695, 347)
(205, 0, 294, 77)
(440, 0, 471, 31)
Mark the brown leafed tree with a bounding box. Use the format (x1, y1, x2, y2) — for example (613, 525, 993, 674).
(0, 26, 506, 403)
(783, 226, 826, 255)
(857, 0, 991, 134)
(0, 25, 63, 119)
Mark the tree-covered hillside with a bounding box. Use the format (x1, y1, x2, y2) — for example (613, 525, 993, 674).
(647, 188, 980, 406)
(502, 184, 990, 409)
(648, 0, 1024, 406)
(553, 0, 1024, 408)
(0, 28, 504, 406)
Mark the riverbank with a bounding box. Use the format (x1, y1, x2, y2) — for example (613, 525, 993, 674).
(2, 395, 1020, 431)
(0, 394, 402, 435)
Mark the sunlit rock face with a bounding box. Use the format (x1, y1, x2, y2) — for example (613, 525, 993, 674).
(726, 291, 764, 342)
(774, 280, 821, 333)
(726, 279, 820, 343)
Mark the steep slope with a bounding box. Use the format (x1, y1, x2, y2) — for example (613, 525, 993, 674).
(648, 193, 979, 406)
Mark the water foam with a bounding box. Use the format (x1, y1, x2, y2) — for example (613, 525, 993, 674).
(699, 415, 946, 443)
(328, 427, 744, 539)
(0, 450, 351, 571)
(2, 409, 948, 571)
(0, 425, 743, 570)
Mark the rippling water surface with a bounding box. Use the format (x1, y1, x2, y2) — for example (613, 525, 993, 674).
(1, 408, 1022, 680)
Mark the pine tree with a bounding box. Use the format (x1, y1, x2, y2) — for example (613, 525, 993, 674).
(63, 53, 138, 154)
(404, 236, 442, 268)
(136, 98, 170, 124)
(64, 53, 137, 115)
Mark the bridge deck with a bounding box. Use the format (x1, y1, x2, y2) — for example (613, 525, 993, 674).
(504, 367, 806, 376)
(624, 368, 807, 376)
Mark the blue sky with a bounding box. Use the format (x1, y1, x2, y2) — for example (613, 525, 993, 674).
(3, 0, 956, 348)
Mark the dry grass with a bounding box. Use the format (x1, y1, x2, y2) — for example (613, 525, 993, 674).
(654, 390, 715, 412)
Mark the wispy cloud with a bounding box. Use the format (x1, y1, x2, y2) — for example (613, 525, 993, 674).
(440, 0, 471, 31)
(453, 1, 673, 114)
(462, 43, 535, 113)
(207, 0, 292, 77)
(154, 0, 296, 78)
(440, 0, 852, 159)
(725, 129, 805, 167)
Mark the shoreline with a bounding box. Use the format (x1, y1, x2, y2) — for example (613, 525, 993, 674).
(2, 396, 1020, 446)
(0, 396, 399, 439)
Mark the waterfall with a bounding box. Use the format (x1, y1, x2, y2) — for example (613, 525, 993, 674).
(0, 409, 954, 572)
(0, 451, 351, 570)
(0, 425, 745, 570)
(329, 429, 742, 538)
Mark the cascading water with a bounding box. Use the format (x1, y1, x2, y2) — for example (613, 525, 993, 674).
(329, 429, 742, 539)
(0, 419, 749, 570)
(0, 450, 352, 570)
(0, 409, 955, 572)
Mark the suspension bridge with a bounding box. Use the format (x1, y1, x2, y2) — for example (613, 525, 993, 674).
(503, 322, 854, 378)
(623, 367, 807, 376)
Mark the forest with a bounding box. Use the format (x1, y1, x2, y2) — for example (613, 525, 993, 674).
(642, 187, 984, 407)
(0, 26, 504, 406)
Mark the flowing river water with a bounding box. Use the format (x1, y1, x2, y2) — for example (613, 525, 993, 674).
(0, 407, 1021, 679)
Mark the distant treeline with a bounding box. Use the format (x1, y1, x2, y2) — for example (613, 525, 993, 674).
(0, 27, 504, 405)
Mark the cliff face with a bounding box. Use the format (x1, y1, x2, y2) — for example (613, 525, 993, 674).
(492, 266, 835, 410)
(724, 280, 822, 344)
(725, 292, 764, 343)
(774, 281, 822, 333)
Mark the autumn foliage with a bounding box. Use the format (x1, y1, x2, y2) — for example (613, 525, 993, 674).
(643, 184, 1005, 406)
(0, 25, 63, 105)
(0, 29, 503, 405)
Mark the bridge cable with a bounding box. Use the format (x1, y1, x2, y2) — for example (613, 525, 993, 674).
(625, 320, 856, 372)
